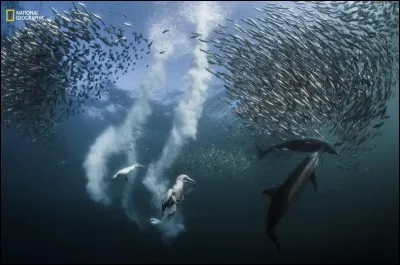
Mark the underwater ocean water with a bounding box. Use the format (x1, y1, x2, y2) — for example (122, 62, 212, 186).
(1, 1, 399, 264)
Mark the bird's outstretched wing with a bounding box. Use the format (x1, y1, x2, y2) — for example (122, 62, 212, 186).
(161, 189, 174, 217)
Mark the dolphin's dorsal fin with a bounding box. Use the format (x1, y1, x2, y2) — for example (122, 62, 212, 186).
(310, 171, 318, 192)
(256, 144, 266, 160)
(262, 187, 279, 197)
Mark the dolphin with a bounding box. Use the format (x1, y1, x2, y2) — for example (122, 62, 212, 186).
(161, 174, 196, 221)
(262, 150, 322, 253)
(111, 164, 144, 180)
(256, 137, 338, 160)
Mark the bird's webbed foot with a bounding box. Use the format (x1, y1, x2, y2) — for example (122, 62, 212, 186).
(166, 212, 174, 221)
(163, 204, 177, 222)
(175, 196, 184, 205)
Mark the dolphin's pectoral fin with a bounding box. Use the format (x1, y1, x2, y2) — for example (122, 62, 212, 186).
(256, 144, 267, 160)
(310, 171, 318, 192)
(262, 187, 279, 197)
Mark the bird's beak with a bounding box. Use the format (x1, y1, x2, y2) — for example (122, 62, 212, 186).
(137, 164, 144, 168)
(185, 177, 196, 185)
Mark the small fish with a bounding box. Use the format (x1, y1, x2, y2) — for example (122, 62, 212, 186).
(162, 29, 169, 34)
(372, 122, 384, 129)
(57, 160, 67, 166)
(77, 2, 87, 9)
(50, 7, 59, 15)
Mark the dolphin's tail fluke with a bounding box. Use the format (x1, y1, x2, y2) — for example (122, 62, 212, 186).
(267, 227, 282, 253)
(256, 144, 267, 160)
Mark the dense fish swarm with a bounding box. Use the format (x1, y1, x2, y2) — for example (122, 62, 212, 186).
(1, 3, 151, 141)
(204, 1, 399, 164)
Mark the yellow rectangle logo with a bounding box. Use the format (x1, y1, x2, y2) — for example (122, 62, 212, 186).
(6, 9, 15, 22)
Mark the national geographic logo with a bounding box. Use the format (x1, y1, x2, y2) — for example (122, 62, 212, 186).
(5, 9, 44, 22)
(5, 9, 14, 22)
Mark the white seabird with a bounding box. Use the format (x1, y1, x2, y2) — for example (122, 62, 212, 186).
(111, 164, 144, 180)
(161, 174, 196, 221)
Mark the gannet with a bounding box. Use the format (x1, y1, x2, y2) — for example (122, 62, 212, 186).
(161, 174, 196, 221)
(111, 164, 144, 180)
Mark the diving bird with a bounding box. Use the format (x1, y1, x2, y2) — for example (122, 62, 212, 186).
(256, 137, 338, 160)
(262, 149, 322, 253)
(111, 164, 144, 180)
(149, 218, 162, 226)
(161, 174, 196, 221)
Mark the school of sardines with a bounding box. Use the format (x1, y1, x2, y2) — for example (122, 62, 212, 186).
(1, 2, 152, 141)
(0, 1, 399, 169)
(202, 1, 399, 168)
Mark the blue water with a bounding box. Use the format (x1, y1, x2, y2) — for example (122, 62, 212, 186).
(1, 1, 398, 263)
(1, 93, 398, 263)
